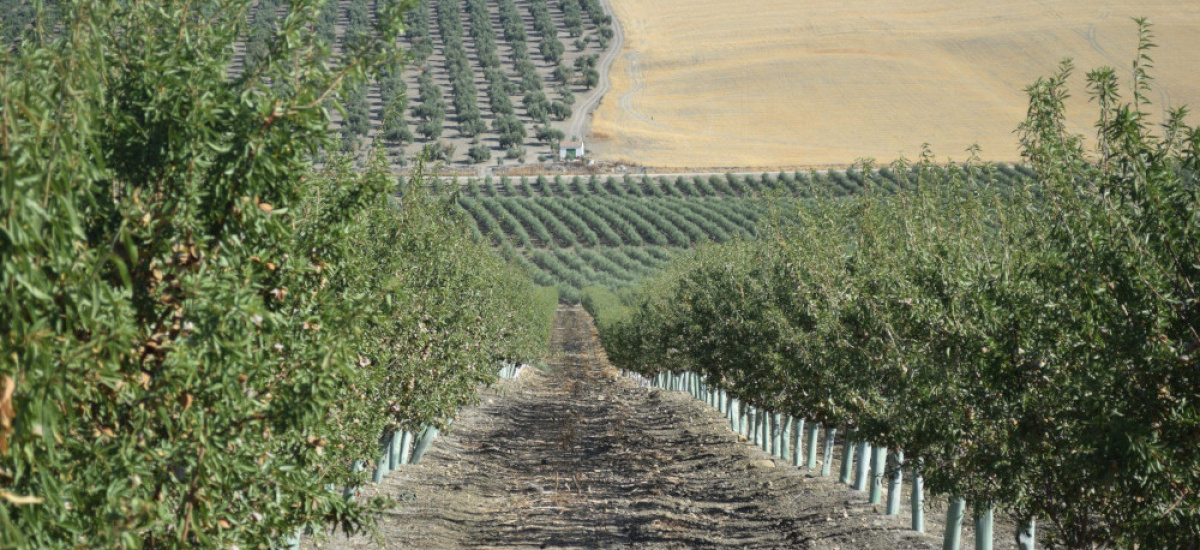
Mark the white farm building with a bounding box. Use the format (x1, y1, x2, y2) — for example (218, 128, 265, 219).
(559, 141, 585, 160)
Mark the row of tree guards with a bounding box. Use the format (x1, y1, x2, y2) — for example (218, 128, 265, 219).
(356, 362, 527, 489)
(289, 363, 526, 548)
(642, 370, 1038, 550)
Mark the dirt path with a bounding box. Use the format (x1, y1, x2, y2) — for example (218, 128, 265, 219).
(567, 0, 625, 141)
(308, 307, 986, 549)
(615, 52, 675, 134)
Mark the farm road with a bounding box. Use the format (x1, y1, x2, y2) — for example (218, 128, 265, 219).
(307, 307, 976, 549)
(567, 0, 625, 141)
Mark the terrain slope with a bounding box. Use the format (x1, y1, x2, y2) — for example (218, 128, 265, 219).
(589, 0, 1200, 167)
(307, 307, 1005, 549)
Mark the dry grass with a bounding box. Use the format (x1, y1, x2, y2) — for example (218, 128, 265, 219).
(590, 0, 1200, 168)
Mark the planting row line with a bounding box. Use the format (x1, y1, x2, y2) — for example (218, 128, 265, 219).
(495, 245, 678, 303)
(456, 164, 1034, 199)
(459, 196, 762, 249)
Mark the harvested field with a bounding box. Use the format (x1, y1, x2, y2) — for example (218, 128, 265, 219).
(589, 0, 1200, 167)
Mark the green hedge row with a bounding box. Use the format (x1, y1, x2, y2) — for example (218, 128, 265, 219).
(0, 2, 550, 547)
(459, 166, 1032, 200)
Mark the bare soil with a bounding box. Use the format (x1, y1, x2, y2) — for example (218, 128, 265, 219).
(307, 306, 1013, 549)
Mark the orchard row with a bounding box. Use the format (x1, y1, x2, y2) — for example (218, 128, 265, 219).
(589, 50, 1200, 549)
(451, 165, 1032, 301)
(455, 192, 763, 300)
(338, 0, 612, 163)
(454, 165, 1033, 199)
(2, 3, 556, 548)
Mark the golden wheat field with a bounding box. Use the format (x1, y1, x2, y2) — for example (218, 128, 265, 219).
(589, 0, 1200, 168)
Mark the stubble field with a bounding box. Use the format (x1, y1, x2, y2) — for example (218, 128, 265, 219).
(589, 0, 1200, 168)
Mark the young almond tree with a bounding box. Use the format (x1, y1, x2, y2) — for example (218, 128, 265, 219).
(2, 1, 554, 548)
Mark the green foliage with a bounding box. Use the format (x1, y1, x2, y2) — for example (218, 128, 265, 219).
(454, 186, 784, 301)
(459, 197, 503, 244)
(581, 286, 630, 332)
(343, 82, 372, 137)
(529, 0, 564, 64)
(524, 91, 552, 122)
(412, 70, 447, 141)
(536, 124, 566, 146)
(595, 31, 1200, 549)
(662, 198, 731, 242)
(500, 198, 553, 245)
(523, 200, 577, 247)
(550, 201, 600, 246)
(494, 115, 527, 149)
(657, 176, 683, 198)
(382, 107, 414, 146)
(582, 67, 599, 89)
(481, 176, 498, 197)
(515, 58, 543, 93)
(468, 144, 492, 164)
(518, 177, 535, 197)
(604, 199, 668, 246)
(553, 64, 572, 85)
(560, 0, 584, 37)
(434, 0, 485, 141)
(527, 285, 562, 348)
(580, 0, 611, 28)
(466, 0, 500, 68)
(0, 2, 549, 546)
(420, 140, 455, 161)
(480, 198, 534, 248)
(578, 199, 645, 245)
(501, 178, 517, 202)
(406, 0, 433, 62)
(623, 175, 645, 197)
(562, 200, 621, 245)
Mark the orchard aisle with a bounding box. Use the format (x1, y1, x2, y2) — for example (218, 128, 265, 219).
(308, 307, 959, 549)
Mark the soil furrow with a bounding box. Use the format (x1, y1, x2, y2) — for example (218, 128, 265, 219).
(308, 306, 959, 549)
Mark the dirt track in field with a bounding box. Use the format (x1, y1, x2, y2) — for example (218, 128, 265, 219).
(566, 0, 623, 142)
(590, 0, 1200, 168)
(308, 306, 1008, 549)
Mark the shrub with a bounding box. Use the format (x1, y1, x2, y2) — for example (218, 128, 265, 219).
(468, 144, 492, 164)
